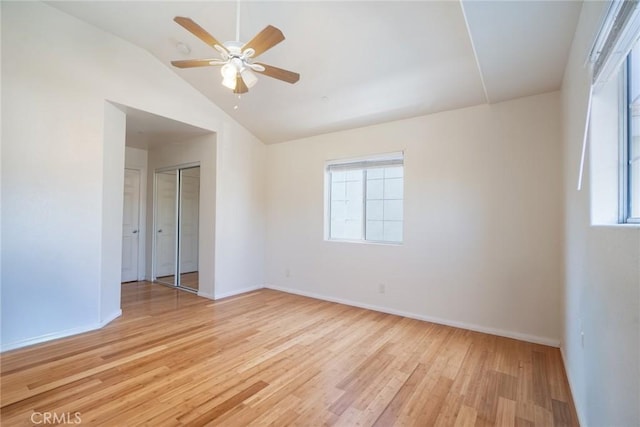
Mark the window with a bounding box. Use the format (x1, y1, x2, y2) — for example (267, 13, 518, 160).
(625, 43, 640, 222)
(326, 153, 404, 243)
(588, 0, 640, 224)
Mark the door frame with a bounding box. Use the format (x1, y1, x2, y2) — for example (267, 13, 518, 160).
(122, 167, 143, 282)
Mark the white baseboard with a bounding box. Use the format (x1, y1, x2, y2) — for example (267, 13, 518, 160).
(265, 284, 560, 347)
(1, 310, 122, 353)
(101, 309, 123, 326)
(197, 291, 216, 300)
(212, 285, 264, 300)
(560, 346, 586, 427)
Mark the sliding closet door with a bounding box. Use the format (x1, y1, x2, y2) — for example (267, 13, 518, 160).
(178, 167, 200, 291)
(153, 165, 200, 291)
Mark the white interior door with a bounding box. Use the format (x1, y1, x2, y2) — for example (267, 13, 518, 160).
(121, 168, 140, 282)
(155, 171, 177, 280)
(180, 168, 200, 274)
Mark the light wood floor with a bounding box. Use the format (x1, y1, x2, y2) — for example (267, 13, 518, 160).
(1, 282, 578, 426)
(155, 272, 199, 290)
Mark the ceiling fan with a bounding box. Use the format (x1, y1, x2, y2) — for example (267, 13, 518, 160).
(170, 16, 300, 94)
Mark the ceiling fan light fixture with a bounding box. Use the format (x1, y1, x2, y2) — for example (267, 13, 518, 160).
(241, 68, 258, 88)
(222, 75, 237, 90)
(221, 62, 238, 90)
(221, 63, 237, 80)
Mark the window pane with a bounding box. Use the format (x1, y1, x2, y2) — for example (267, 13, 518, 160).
(384, 166, 403, 178)
(630, 44, 640, 219)
(383, 220, 403, 243)
(343, 219, 362, 240)
(631, 156, 640, 217)
(367, 168, 384, 179)
(384, 200, 403, 221)
(631, 110, 639, 217)
(366, 200, 383, 220)
(366, 220, 383, 241)
(630, 143, 640, 218)
(331, 200, 346, 220)
(331, 182, 346, 201)
(366, 178, 383, 199)
(346, 180, 361, 200)
(330, 220, 344, 237)
(331, 170, 346, 181)
(384, 177, 403, 199)
(329, 170, 363, 240)
(346, 170, 362, 181)
(346, 198, 363, 219)
(368, 166, 403, 243)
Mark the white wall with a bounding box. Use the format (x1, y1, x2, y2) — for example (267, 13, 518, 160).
(1, 2, 265, 350)
(265, 91, 563, 345)
(561, 2, 640, 426)
(214, 122, 266, 299)
(146, 135, 217, 298)
(101, 103, 127, 324)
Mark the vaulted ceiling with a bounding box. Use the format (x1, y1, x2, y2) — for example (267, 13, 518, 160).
(48, 1, 582, 144)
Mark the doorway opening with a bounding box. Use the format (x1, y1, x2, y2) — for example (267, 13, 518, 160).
(122, 168, 142, 282)
(118, 105, 215, 299)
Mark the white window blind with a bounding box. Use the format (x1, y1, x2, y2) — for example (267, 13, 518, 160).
(326, 152, 404, 171)
(590, 0, 640, 85)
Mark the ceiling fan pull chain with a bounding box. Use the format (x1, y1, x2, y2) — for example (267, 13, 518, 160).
(235, 0, 241, 42)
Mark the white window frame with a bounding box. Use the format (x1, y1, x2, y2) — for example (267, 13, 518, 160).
(325, 152, 404, 244)
(623, 47, 640, 223)
(587, 0, 640, 225)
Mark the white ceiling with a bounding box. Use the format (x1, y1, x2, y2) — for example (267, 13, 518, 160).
(48, 1, 582, 145)
(124, 106, 212, 150)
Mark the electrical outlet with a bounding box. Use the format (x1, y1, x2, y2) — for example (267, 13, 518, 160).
(378, 283, 386, 294)
(285, 268, 290, 278)
(579, 317, 584, 349)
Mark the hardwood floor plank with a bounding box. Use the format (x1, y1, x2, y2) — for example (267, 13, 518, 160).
(2, 345, 168, 408)
(183, 380, 269, 425)
(497, 371, 518, 401)
(372, 363, 429, 426)
(515, 417, 535, 427)
(433, 391, 464, 427)
(0, 282, 579, 426)
(551, 398, 573, 427)
(532, 350, 552, 410)
(454, 404, 478, 427)
(495, 396, 517, 427)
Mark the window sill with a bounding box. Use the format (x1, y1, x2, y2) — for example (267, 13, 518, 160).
(590, 222, 640, 229)
(325, 238, 403, 247)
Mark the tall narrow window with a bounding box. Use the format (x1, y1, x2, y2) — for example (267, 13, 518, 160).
(327, 153, 404, 243)
(589, 0, 640, 223)
(627, 43, 640, 222)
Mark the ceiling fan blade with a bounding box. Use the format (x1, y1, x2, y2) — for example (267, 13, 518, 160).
(174, 16, 228, 53)
(171, 59, 225, 68)
(254, 63, 300, 84)
(234, 74, 249, 94)
(242, 25, 285, 58)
